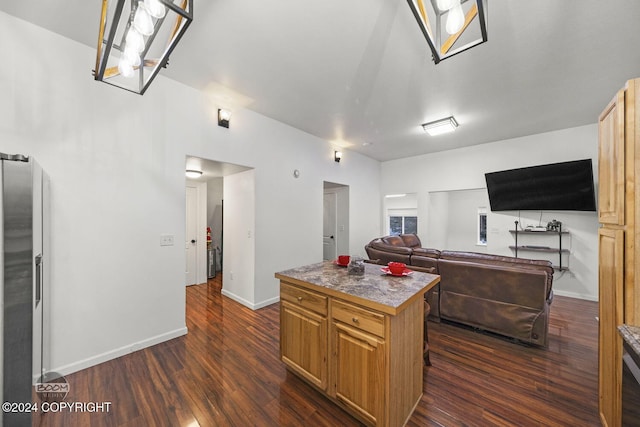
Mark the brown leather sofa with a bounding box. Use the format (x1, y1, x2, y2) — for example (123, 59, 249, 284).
(365, 234, 554, 347)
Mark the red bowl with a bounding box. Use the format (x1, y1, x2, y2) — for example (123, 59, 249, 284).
(388, 262, 406, 275)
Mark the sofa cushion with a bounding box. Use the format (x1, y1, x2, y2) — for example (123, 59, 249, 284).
(440, 250, 553, 299)
(400, 233, 422, 248)
(412, 247, 440, 258)
(369, 238, 413, 255)
(437, 259, 551, 346)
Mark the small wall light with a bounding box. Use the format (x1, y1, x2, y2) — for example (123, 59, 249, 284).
(334, 150, 343, 163)
(186, 169, 203, 179)
(218, 109, 231, 128)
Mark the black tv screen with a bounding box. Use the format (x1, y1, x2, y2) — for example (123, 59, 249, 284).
(484, 159, 597, 211)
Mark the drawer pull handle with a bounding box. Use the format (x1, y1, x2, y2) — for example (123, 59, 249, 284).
(297, 297, 303, 302)
(352, 317, 359, 323)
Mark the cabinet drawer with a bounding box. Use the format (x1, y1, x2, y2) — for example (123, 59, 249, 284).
(281, 282, 328, 316)
(332, 299, 385, 338)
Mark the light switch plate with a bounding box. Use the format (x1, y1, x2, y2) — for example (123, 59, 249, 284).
(160, 234, 174, 246)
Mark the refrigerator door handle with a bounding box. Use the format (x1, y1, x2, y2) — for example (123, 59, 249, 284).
(35, 254, 42, 308)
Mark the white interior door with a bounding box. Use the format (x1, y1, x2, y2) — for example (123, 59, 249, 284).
(323, 192, 337, 260)
(185, 186, 197, 286)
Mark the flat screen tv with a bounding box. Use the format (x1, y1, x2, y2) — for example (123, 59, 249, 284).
(484, 159, 597, 211)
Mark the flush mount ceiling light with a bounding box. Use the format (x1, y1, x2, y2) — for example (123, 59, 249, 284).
(407, 0, 487, 64)
(422, 116, 458, 136)
(185, 169, 202, 179)
(94, 0, 193, 95)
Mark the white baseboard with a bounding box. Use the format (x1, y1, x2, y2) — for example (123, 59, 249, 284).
(51, 326, 188, 377)
(221, 289, 279, 310)
(255, 296, 280, 309)
(553, 289, 598, 302)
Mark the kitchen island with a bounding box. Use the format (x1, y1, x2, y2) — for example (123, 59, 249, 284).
(275, 261, 440, 427)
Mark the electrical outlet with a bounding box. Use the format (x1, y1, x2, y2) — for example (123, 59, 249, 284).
(160, 234, 174, 246)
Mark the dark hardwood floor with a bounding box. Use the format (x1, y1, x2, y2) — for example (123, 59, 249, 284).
(35, 275, 600, 426)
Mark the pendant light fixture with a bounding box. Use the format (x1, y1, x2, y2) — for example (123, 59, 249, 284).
(94, 0, 193, 95)
(407, 0, 487, 64)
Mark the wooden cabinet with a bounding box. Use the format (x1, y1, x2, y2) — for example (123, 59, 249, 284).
(598, 89, 625, 226)
(598, 78, 640, 427)
(331, 300, 385, 424)
(277, 265, 438, 427)
(280, 283, 328, 390)
(598, 228, 624, 427)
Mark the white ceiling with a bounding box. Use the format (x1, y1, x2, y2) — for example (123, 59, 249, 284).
(3, 1, 640, 161)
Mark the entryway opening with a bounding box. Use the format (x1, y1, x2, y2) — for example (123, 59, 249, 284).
(185, 156, 251, 290)
(323, 181, 349, 260)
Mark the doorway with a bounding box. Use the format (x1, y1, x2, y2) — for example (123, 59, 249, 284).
(184, 156, 252, 291)
(323, 182, 349, 260)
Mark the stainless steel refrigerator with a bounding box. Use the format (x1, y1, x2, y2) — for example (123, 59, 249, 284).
(0, 153, 49, 426)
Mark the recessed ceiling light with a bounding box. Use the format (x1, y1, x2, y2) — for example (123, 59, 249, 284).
(422, 116, 458, 136)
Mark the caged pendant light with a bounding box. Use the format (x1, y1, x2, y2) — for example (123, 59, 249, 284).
(93, 0, 193, 95)
(407, 0, 487, 64)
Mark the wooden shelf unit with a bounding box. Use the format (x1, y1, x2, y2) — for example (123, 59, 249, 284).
(509, 226, 570, 271)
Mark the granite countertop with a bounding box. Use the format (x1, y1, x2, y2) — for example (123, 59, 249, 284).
(619, 324, 640, 357)
(275, 261, 440, 313)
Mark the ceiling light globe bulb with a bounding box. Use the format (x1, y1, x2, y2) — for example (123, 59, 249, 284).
(219, 109, 231, 121)
(145, 0, 166, 19)
(436, 0, 457, 11)
(446, 3, 465, 34)
(125, 29, 145, 53)
(118, 59, 135, 78)
(123, 48, 141, 67)
(133, 5, 154, 36)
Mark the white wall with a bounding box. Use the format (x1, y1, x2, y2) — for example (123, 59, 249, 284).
(427, 189, 489, 251)
(0, 12, 381, 375)
(222, 169, 256, 306)
(382, 125, 600, 301)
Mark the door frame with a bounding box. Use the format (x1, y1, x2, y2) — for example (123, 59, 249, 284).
(323, 182, 349, 258)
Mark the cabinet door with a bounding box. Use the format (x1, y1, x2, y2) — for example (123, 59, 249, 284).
(280, 301, 327, 390)
(598, 228, 624, 427)
(333, 321, 385, 426)
(598, 89, 625, 225)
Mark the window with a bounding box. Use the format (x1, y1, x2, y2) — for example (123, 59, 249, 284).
(388, 210, 418, 235)
(477, 207, 487, 245)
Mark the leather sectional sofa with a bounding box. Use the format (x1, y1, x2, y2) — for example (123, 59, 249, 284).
(365, 234, 554, 347)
